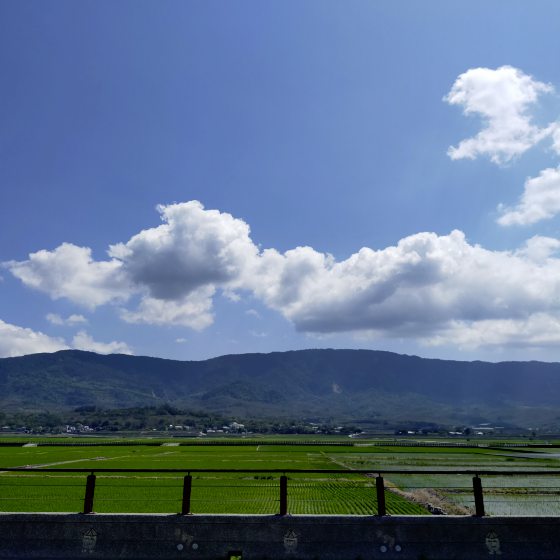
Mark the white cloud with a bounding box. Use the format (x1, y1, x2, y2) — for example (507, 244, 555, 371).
(246, 246, 333, 316)
(497, 167, 560, 226)
(551, 122, 560, 155)
(10, 201, 560, 350)
(7, 243, 130, 309)
(446, 66, 560, 226)
(250, 330, 268, 338)
(424, 314, 560, 349)
(445, 66, 553, 164)
(0, 319, 68, 357)
(6, 202, 261, 330)
(6, 202, 257, 330)
(244, 230, 560, 349)
(515, 235, 560, 262)
(108, 201, 258, 300)
(46, 313, 88, 326)
(71, 331, 133, 355)
(67, 314, 88, 325)
(120, 286, 215, 330)
(46, 313, 65, 326)
(0, 319, 131, 358)
(246, 308, 261, 318)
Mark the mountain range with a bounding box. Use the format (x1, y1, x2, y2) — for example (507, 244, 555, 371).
(2, 349, 560, 428)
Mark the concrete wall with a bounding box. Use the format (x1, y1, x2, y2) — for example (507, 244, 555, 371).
(1, 513, 559, 560)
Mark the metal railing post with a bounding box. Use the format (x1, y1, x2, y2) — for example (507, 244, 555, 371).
(472, 475, 485, 517)
(83, 472, 96, 514)
(376, 475, 386, 516)
(181, 474, 192, 515)
(279, 475, 288, 515)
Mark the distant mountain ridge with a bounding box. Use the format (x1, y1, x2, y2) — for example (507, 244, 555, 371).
(2, 348, 560, 427)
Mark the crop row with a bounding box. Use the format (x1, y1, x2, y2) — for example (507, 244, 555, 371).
(0, 473, 426, 515)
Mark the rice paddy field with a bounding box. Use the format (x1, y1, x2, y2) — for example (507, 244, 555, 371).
(2, 438, 560, 516)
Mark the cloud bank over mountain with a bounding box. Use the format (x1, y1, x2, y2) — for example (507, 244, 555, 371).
(0, 319, 131, 358)
(6, 200, 560, 355)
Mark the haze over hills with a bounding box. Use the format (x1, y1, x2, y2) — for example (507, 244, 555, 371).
(2, 349, 560, 428)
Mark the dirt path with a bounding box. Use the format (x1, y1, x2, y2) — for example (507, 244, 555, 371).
(3, 455, 131, 471)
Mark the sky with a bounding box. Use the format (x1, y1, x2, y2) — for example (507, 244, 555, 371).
(2, 1, 560, 362)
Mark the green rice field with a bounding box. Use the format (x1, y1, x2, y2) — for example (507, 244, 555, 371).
(1, 439, 560, 515)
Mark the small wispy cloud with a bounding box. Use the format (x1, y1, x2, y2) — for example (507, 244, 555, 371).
(72, 331, 132, 355)
(46, 313, 88, 326)
(246, 309, 261, 318)
(249, 330, 268, 338)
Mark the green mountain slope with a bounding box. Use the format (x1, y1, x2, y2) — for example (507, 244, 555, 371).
(2, 349, 560, 426)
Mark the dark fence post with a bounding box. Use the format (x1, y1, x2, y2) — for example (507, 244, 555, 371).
(472, 475, 485, 517)
(376, 475, 386, 516)
(83, 473, 96, 514)
(279, 475, 288, 515)
(181, 474, 192, 515)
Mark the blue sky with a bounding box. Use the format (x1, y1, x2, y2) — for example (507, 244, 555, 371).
(2, 1, 560, 361)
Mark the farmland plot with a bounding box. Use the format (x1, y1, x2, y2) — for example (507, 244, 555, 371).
(2, 440, 560, 515)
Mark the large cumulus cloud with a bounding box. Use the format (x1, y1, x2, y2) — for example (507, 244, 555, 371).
(6, 202, 255, 329)
(109, 201, 258, 299)
(8, 201, 560, 350)
(250, 230, 560, 342)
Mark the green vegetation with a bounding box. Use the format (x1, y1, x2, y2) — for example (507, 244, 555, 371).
(5, 348, 560, 430)
(0, 404, 361, 436)
(1, 438, 560, 515)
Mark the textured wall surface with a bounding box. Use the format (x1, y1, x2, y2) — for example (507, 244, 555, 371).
(1, 513, 559, 560)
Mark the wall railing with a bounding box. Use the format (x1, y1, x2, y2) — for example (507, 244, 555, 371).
(2, 468, 560, 516)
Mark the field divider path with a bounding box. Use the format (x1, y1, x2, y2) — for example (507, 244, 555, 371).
(0, 455, 133, 473)
(321, 451, 356, 471)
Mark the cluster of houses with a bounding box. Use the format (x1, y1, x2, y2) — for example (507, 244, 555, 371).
(65, 423, 95, 433)
(168, 421, 246, 434)
(395, 423, 505, 436)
